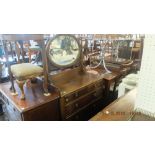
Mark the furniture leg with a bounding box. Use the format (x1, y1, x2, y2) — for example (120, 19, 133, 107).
(42, 77, 50, 96)
(9, 68, 18, 96)
(105, 80, 111, 99)
(16, 80, 25, 100)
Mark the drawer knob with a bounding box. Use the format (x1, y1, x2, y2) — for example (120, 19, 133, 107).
(75, 103, 79, 108)
(65, 98, 69, 102)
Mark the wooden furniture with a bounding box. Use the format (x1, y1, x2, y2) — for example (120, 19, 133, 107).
(90, 88, 137, 121)
(45, 35, 114, 120)
(0, 80, 60, 121)
(93, 67, 120, 98)
(1, 34, 50, 100)
(50, 67, 105, 120)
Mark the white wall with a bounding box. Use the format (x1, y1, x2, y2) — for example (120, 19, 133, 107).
(135, 35, 155, 116)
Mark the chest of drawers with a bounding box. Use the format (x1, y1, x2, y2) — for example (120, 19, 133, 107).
(61, 80, 104, 120)
(0, 80, 60, 121)
(50, 67, 105, 120)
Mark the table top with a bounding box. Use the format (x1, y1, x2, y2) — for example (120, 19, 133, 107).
(90, 88, 137, 121)
(50, 67, 105, 96)
(92, 67, 120, 81)
(0, 80, 59, 113)
(49, 67, 120, 96)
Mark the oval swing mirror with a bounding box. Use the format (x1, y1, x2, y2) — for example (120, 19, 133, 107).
(47, 34, 81, 68)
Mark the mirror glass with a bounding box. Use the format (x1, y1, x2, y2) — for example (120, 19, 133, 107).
(48, 35, 80, 67)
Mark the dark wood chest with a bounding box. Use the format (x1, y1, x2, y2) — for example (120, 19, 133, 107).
(0, 80, 60, 121)
(50, 67, 105, 120)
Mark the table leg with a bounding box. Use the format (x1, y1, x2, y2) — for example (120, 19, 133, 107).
(105, 80, 111, 99)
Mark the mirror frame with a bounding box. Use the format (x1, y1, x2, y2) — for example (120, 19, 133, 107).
(46, 34, 81, 68)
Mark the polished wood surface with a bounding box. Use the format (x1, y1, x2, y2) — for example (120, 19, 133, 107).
(90, 88, 137, 121)
(50, 67, 105, 96)
(0, 80, 59, 112)
(0, 80, 60, 121)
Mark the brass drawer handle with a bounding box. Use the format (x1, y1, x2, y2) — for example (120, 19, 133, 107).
(75, 103, 79, 108)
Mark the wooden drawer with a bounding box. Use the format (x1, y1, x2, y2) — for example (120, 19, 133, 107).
(64, 88, 103, 118)
(63, 80, 104, 105)
(5, 99, 21, 121)
(63, 84, 95, 104)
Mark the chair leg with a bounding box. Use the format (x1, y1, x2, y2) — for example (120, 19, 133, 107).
(16, 80, 25, 100)
(9, 70, 18, 96)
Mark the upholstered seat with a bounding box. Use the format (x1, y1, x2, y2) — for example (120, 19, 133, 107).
(11, 63, 43, 81)
(10, 63, 43, 99)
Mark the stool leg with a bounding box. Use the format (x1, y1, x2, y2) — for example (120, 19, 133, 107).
(16, 80, 25, 100)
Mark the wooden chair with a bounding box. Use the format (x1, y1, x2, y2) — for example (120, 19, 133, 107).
(1, 34, 50, 100)
(131, 40, 141, 59)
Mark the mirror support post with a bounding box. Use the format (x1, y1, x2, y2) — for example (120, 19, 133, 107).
(37, 40, 51, 96)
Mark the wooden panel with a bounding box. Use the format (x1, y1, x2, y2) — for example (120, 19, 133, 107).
(22, 100, 60, 121)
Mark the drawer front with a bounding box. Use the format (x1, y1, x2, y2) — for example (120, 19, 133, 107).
(5, 99, 21, 121)
(65, 88, 103, 118)
(64, 88, 90, 104)
(63, 80, 104, 105)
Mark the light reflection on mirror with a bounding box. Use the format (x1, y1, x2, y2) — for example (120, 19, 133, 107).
(48, 35, 80, 67)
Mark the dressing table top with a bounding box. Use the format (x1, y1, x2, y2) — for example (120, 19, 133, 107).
(49, 67, 106, 96)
